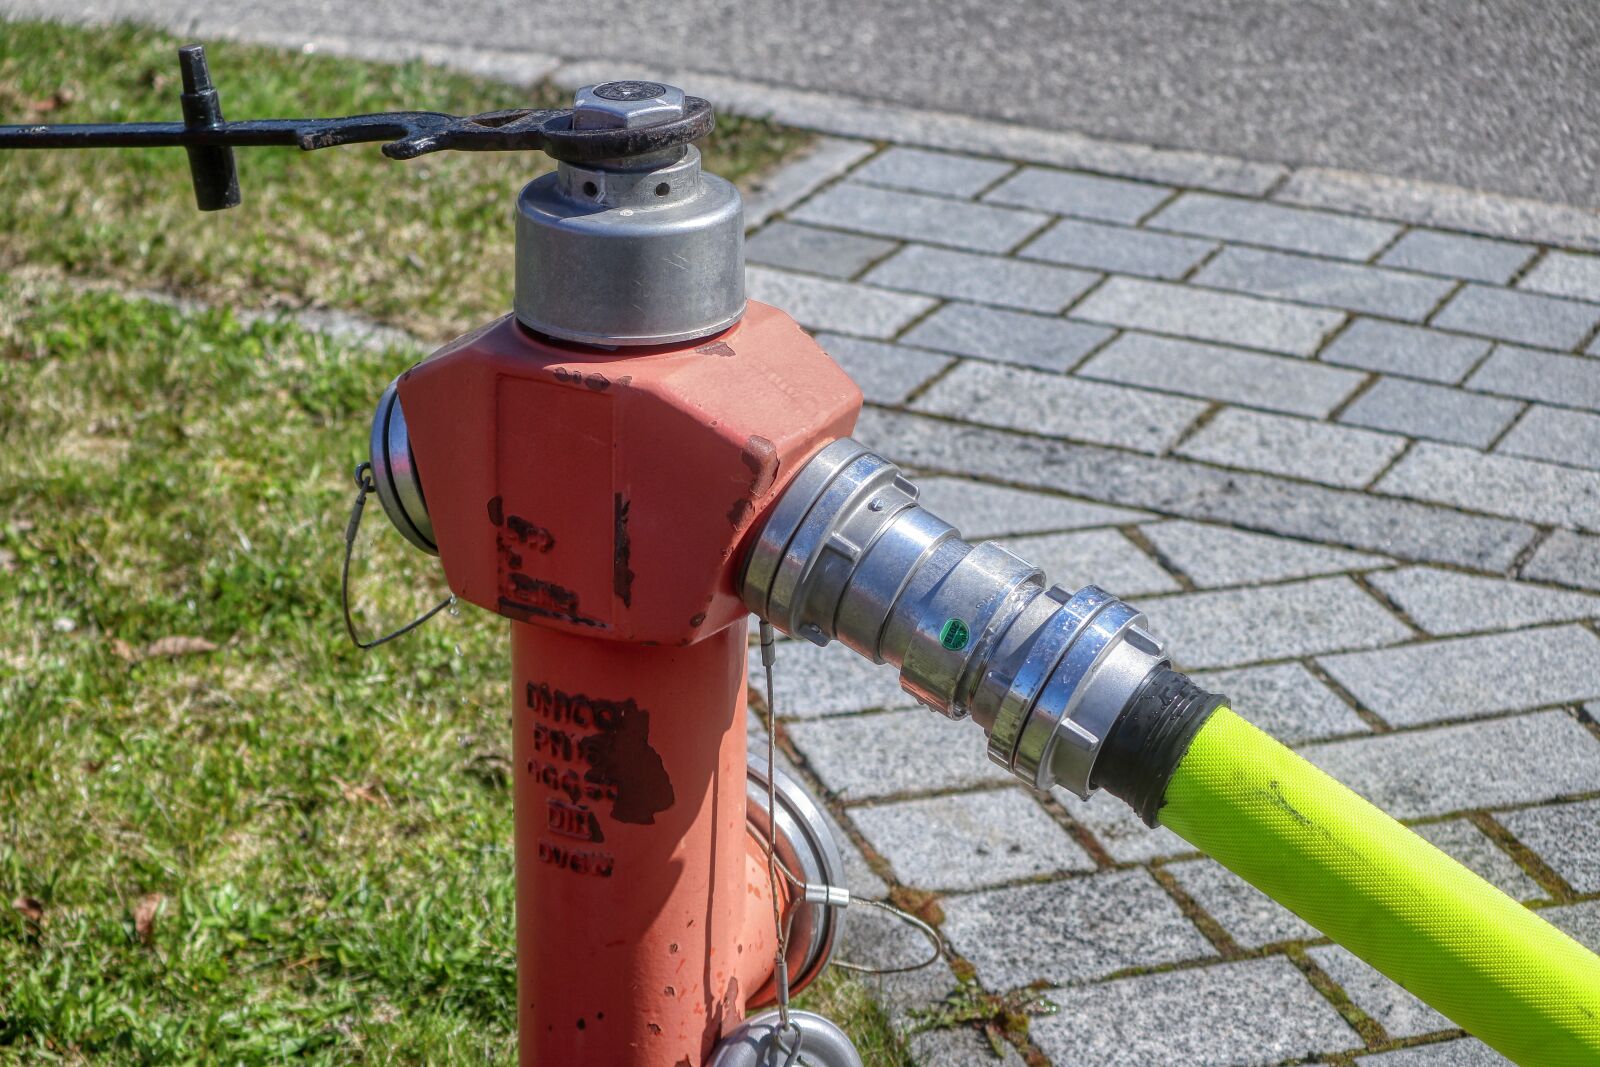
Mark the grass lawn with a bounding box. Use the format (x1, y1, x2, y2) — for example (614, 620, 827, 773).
(0, 19, 915, 1066)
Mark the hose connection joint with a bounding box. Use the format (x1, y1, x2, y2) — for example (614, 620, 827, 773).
(739, 439, 1210, 808)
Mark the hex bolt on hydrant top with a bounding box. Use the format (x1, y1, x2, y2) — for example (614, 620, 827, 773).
(8, 44, 1600, 1067)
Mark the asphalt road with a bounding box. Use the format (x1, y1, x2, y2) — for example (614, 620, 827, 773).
(6, 0, 1599, 209)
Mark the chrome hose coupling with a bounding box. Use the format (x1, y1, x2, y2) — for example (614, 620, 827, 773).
(740, 439, 1222, 819)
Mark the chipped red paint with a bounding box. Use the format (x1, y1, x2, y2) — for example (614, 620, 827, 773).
(395, 300, 861, 1065)
(513, 623, 787, 1064)
(398, 303, 859, 645)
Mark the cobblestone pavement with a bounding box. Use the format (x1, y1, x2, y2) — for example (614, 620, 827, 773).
(738, 134, 1600, 1064)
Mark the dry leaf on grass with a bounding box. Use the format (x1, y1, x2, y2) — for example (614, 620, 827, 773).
(12, 895, 44, 923)
(133, 893, 165, 945)
(334, 777, 389, 807)
(142, 636, 218, 659)
(109, 636, 218, 663)
(24, 90, 74, 115)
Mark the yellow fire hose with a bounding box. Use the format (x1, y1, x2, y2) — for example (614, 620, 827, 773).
(1158, 706, 1600, 1067)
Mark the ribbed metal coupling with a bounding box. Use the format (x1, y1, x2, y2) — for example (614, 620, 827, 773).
(739, 438, 1172, 799)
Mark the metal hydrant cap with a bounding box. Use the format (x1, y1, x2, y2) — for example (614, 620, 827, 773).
(513, 82, 745, 347)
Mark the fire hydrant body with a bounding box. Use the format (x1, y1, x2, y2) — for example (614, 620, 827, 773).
(356, 80, 867, 1065)
(396, 302, 859, 1062)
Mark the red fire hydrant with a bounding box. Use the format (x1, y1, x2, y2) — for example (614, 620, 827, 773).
(367, 81, 862, 1065)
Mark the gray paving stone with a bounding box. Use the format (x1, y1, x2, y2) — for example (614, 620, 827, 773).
(1273, 167, 1600, 252)
(1165, 858, 1321, 948)
(1338, 377, 1522, 448)
(1541, 898, 1600, 952)
(1148, 193, 1399, 260)
(745, 221, 897, 279)
(1071, 276, 1346, 357)
(1029, 958, 1359, 1067)
(769, 748, 890, 900)
(1357, 1039, 1507, 1066)
(788, 710, 1014, 801)
(1143, 520, 1388, 589)
(864, 244, 1098, 313)
(1308, 945, 1452, 1039)
(983, 167, 1173, 224)
(1378, 230, 1536, 285)
(912, 477, 1150, 539)
(1522, 530, 1600, 591)
(1518, 251, 1600, 303)
(1496, 405, 1600, 470)
(744, 137, 876, 231)
(1058, 789, 1193, 863)
(900, 302, 1114, 373)
(681, 75, 1279, 196)
(1002, 528, 1179, 597)
(1019, 217, 1216, 279)
(1497, 798, 1600, 894)
(1142, 577, 1413, 670)
(1189, 662, 1371, 743)
(1320, 626, 1600, 727)
(1298, 710, 1600, 819)
(859, 409, 1536, 573)
(1195, 247, 1455, 322)
(1366, 567, 1600, 636)
(1467, 344, 1600, 411)
(1591, 334, 1600, 357)
(940, 869, 1216, 990)
(792, 183, 1048, 253)
(850, 789, 1096, 891)
(1078, 332, 1365, 418)
(745, 265, 934, 339)
(1376, 442, 1600, 531)
(913, 360, 1207, 454)
(1176, 408, 1408, 489)
(825, 818, 891, 902)
(837, 903, 960, 1027)
(1431, 284, 1600, 350)
(1410, 820, 1545, 900)
(1319, 319, 1491, 384)
(815, 333, 952, 404)
(906, 1029, 1027, 1067)
(754, 638, 910, 718)
(851, 146, 1013, 199)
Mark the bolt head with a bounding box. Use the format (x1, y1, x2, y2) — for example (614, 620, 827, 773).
(572, 81, 687, 130)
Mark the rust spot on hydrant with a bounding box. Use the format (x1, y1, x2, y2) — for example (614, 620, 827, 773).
(507, 514, 556, 553)
(614, 494, 635, 608)
(740, 435, 779, 497)
(580, 698, 674, 824)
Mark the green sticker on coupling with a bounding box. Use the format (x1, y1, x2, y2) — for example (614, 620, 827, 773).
(939, 617, 971, 651)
